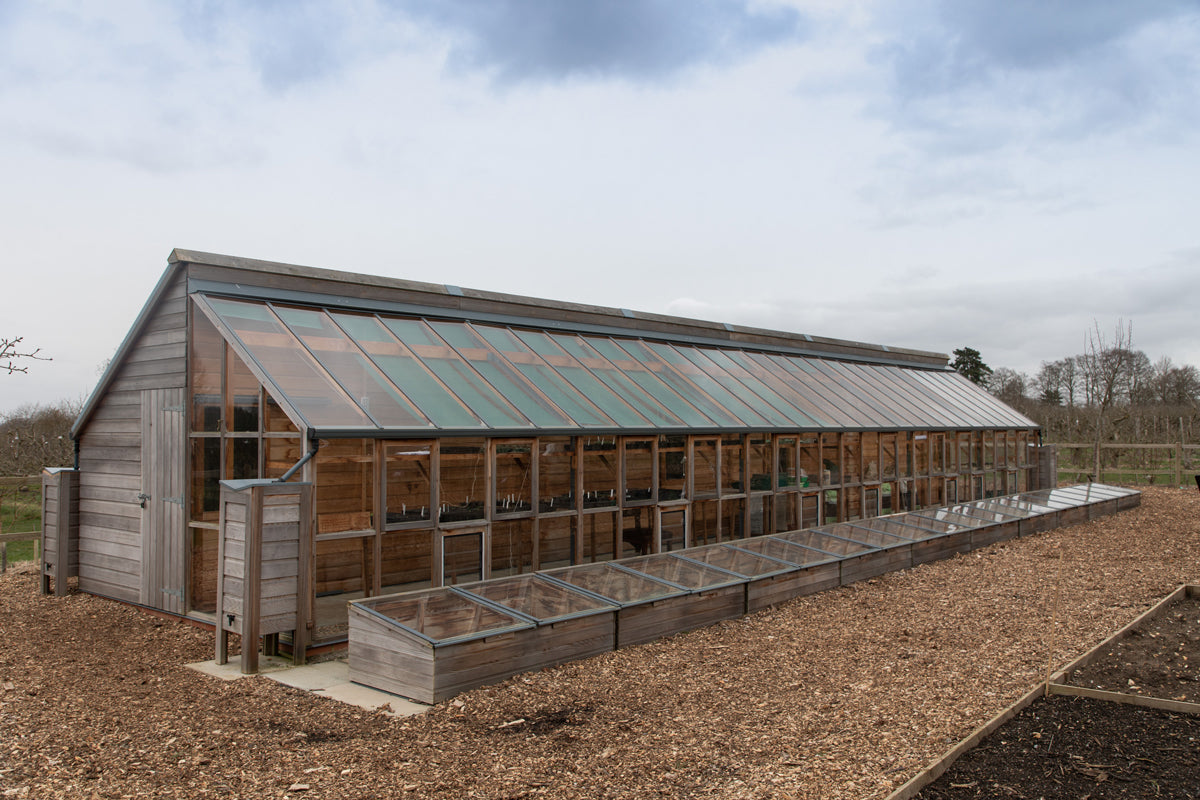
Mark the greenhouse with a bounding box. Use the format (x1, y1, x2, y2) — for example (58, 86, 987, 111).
(48, 249, 1051, 664)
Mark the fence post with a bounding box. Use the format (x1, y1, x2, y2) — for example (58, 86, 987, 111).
(1176, 441, 1183, 488)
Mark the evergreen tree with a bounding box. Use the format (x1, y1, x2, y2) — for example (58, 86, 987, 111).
(951, 347, 992, 385)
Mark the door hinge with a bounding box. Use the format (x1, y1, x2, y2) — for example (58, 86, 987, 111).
(164, 405, 185, 412)
(162, 588, 184, 599)
(164, 496, 184, 506)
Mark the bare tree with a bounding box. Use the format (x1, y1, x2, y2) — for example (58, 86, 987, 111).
(1078, 320, 1134, 473)
(1, 337, 50, 374)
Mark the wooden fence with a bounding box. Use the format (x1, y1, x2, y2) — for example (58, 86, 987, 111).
(1, 475, 42, 573)
(1052, 442, 1200, 487)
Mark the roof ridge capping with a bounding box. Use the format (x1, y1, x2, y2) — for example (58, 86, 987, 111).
(169, 249, 950, 367)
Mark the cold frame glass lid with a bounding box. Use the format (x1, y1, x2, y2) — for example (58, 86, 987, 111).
(356, 587, 530, 644)
(774, 529, 877, 557)
(458, 574, 616, 624)
(724, 536, 836, 567)
(680, 543, 795, 578)
(619, 553, 741, 591)
(543, 563, 684, 606)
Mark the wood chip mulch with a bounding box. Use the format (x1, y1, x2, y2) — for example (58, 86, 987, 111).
(1, 486, 1197, 799)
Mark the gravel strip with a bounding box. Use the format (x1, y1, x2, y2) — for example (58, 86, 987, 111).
(1, 486, 1196, 799)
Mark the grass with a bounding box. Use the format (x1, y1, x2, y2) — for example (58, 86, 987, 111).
(1, 479, 42, 564)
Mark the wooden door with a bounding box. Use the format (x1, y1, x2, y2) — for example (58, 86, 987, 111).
(141, 388, 186, 613)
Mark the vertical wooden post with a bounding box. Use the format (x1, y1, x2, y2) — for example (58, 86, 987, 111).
(240, 484, 263, 675)
(1176, 441, 1183, 489)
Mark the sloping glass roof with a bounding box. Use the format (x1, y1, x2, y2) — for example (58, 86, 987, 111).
(193, 293, 1038, 436)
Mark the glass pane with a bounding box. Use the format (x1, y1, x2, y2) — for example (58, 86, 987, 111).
(914, 433, 929, 477)
(722, 496, 746, 540)
(624, 439, 654, 504)
(775, 492, 798, 532)
(331, 312, 481, 429)
(190, 312, 222, 433)
(381, 530, 433, 594)
(359, 589, 524, 642)
(701, 348, 817, 426)
(693, 438, 718, 498)
(843, 433, 861, 485)
(648, 343, 777, 425)
(684, 545, 788, 578)
(721, 435, 745, 495)
(190, 437, 220, 523)
(776, 528, 874, 557)
(315, 536, 369, 600)
(898, 434, 912, 479)
(659, 435, 687, 501)
(579, 510, 618, 563)
(227, 436, 258, 481)
(491, 519, 534, 578)
(538, 516, 575, 570)
(464, 574, 612, 622)
(264, 393, 298, 433)
(725, 350, 831, 426)
(881, 433, 897, 480)
(586, 337, 720, 426)
(227, 349, 260, 433)
(824, 488, 840, 522)
(621, 507, 654, 557)
(660, 508, 687, 552)
(844, 486, 863, 521)
(494, 441, 533, 515)
(862, 432, 880, 483)
(430, 321, 575, 428)
(275, 306, 430, 429)
(622, 552, 730, 589)
(546, 563, 680, 605)
(800, 493, 820, 528)
(748, 434, 772, 492)
(799, 434, 820, 488)
(541, 332, 684, 427)
(731, 536, 830, 567)
(385, 318, 532, 429)
(189, 526, 218, 613)
(776, 436, 798, 490)
(749, 494, 771, 535)
(443, 532, 483, 585)
(932, 433, 946, 474)
(692, 499, 720, 546)
(821, 433, 840, 485)
(582, 436, 618, 508)
(473, 326, 616, 427)
(631, 340, 761, 426)
(201, 297, 372, 429)
(385, 442, 433, 525)
(315, 439, 374, 533)
(265, 437, 302, 480)
(959, 433, 971, 475)
(439, 438, 486, 523)
(538, 437, 575, 513)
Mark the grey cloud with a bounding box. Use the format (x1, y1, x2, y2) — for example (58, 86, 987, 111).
(391, 0, 807, 83)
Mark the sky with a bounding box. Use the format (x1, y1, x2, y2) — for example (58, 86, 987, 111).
(3, 0, 1199, 414)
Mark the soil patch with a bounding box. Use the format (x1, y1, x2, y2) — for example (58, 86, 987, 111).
(916, 694, 1200, 799)
(1068, 594, 1200, 703)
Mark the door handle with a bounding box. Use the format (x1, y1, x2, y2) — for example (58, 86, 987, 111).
(137, 492, 151, 509)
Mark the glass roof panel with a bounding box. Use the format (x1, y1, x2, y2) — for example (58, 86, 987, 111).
(620, 554, 741, 591)
(680, 544, 794, 578)
(841, 363, 933, 428)
(724, 351, 831, 426)
(427, 320, 576, 428)
(543, 563, 684, 606)
(774, 529, 877, 556)
(777, 357, 882, 428)
(472, 326, 617, 427)
(725, 536, 836, 567)
(383, 318, 533, 429)
(751, 353, 858, 427)
(572, 336, 714, 427)
(517, 330, 675, 427)
(806, 361, 897, 427)
(273, 306, 430, 429)
(355, 587, 530, 644)
(330, 312, 483, 429)
(633, 345, 772, 431)
(200, 297, 374, 428)
(688, 346, 817, 427)
(457, 574, 616, 623)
